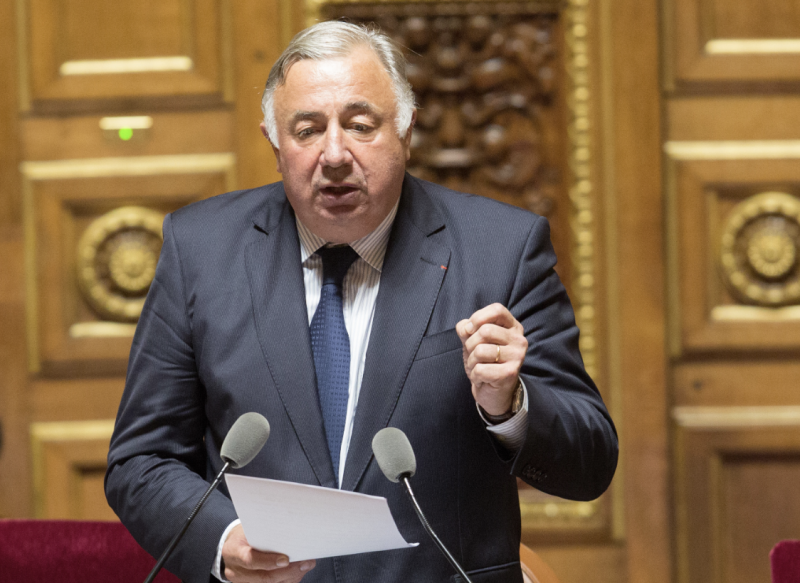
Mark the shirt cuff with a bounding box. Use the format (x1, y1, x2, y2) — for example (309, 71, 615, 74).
(212, 518, 241, 582)
(478, 378, 529, 451)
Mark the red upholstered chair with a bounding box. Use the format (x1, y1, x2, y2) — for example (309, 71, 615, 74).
(771, 540, 800, 583)
(0, 519, 180, 583)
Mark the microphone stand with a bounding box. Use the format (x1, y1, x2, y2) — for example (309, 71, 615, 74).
(400, 475, 473, 583)
(143, 461, 231, 583)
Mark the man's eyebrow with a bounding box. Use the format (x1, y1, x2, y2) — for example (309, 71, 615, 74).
(343, 101, 381, 116)
(288, 103, 382, 126)
(290, 111, 323, 124)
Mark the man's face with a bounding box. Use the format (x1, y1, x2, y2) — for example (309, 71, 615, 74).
(264, 47, 415, 244)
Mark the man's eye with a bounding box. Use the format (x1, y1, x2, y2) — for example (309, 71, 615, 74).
(297, 128, 316, 138)
(352, 123, 370, 132)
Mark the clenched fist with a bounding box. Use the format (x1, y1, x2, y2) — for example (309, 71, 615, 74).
(456, 303, 527, 417)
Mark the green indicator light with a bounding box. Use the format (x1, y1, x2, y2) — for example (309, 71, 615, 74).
(118, 127, 133, 141)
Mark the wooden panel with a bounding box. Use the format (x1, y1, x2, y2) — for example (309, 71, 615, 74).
(1, 1, 21, 226)
(666, 0, 800, 84)
(30, 420, 117, 520)
(20, 0, 232, 108)
(603, 0, 672, 576)
(674, 412, 800, 583)
(719, 454, 800, 583)
(60, 1, 187, 60)
(535, 545, 626, 583)
(667, 156, 800, 355)
(230, 0, 295, 190)
(22, 111, 234, 161)
(708, 0, 800, 39)
(666, 0, 800, 577)
(0, 231, 33, 519)
(674, 361, 800, 407)
(668, 97, 800, 142)
(31, 378, 125, 422)
(23, 155, 235, 376)
(0, 0, 32, 520)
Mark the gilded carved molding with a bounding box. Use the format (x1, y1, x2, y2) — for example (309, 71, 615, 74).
(720, 192, 800, 307)
(562, 0, 596, 378)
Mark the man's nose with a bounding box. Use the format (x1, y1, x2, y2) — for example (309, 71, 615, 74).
(320, 126, 353, 168)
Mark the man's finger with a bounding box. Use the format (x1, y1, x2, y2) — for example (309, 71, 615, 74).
(471, 361, 520, 383)
(225, 559, 316, 583)
(466, 342, 525, 369)
(228, 543, 290, 571)
(465, 303, 517, 331)
(463, 323, 515, 354)
(244, 550, 291, 570)
(222, 524, 316, 581)
(455, 318, 475, 342)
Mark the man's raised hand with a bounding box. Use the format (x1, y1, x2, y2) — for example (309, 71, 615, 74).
(456, 303, 527, 417)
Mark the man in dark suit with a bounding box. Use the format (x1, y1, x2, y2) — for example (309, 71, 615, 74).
(106, 21, 618, 583)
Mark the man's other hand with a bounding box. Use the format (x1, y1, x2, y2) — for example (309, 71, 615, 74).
(222, 524, 316, 583)
(456, 303, 527, 416)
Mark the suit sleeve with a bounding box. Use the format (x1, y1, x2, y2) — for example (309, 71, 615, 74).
(509, 215, 618, 501)
(105, 213, 238, 583)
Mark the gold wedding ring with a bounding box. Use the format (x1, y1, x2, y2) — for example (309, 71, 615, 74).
(495, 345, 501, 363)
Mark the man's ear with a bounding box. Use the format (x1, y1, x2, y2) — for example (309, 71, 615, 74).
(403, 110, 417, 161)
(260, 122, 282, 173)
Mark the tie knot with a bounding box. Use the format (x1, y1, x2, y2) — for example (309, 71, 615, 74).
(317, 245, 359, 286)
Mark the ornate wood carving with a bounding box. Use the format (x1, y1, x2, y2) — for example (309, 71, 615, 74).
(77, 206, 165, 322)
(720, 192, 800, 307)
(22, 153, 235, 376)
(667, 154, 800, 354)
(321, 2, 562, 217)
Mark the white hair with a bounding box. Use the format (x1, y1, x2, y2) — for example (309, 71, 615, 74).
(261, 21, 416, 145)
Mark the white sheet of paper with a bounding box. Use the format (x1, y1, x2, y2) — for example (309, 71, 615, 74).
(225, 474, 418, 562)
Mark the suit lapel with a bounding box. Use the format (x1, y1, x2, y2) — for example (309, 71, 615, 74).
(245, 191, 337, 487)
(341, 177, 450, 492)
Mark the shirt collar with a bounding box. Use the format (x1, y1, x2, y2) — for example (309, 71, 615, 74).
(296, 199, 399, 273)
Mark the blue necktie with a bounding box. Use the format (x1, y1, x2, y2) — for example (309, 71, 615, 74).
(310, 245, 359, 484)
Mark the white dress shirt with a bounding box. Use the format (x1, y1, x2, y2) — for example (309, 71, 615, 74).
(212, 201, 528, 580)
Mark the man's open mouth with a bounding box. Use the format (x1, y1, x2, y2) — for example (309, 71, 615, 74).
(321, 185, 358, 196)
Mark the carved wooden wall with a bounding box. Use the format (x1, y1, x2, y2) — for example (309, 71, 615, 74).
(21, 0, 233, 108)
(664, 0, 800, 580)
(3, 0, 288, 524)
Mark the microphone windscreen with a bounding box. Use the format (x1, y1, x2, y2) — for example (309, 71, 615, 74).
(372, 427, 416, 483)
(221, 412, 270, 469)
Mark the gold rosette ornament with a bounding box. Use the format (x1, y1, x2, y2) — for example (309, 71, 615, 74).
(76, 206, 165, 321)
(720, 192, 800, 306)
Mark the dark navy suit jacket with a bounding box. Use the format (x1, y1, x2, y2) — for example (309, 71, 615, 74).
(105, 174, 618, 583)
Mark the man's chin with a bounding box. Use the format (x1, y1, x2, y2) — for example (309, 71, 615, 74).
(314, 210, 377, 243)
